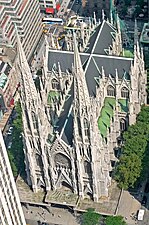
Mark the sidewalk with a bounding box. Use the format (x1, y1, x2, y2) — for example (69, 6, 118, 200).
(117, 190, 141, 224)
(23, 204, 80, 225)
(0, 106, 14, 132)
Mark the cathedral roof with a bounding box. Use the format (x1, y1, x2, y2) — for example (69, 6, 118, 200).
(47, 20, 133, 145)
(55, 85, 74, 146)
(86, 20, 117, 55)
(48, 50, 132, 97)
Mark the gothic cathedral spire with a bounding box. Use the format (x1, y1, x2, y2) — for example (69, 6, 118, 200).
(15, 26, 38, 104)
(73, 32, 90, 112)
(15, 26, 51, 192)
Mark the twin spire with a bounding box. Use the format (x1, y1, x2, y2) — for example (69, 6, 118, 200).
(73, 33, 90, 108)
(15, 25, 38, 104)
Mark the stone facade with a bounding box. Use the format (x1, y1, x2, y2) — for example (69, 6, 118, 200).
(16, 18, 147, 202)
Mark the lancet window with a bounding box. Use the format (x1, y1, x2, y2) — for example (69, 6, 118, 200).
(121, 87, 129, 98)
(107, 85, 115, 97)
(120, 119, 126, 131)
(84, 118, 89, 136)
(84, 161, 91, 174)
(31, 111, 38, 129)
(51, 78, 59, 89)
(35, 154, 42, 167)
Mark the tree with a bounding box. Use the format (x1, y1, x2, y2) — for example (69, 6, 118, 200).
(8, 151, 18, 177)
(115, 153, 142, 189)
(105, 215, 126, 225)
(8, 101, 26, 177)
(125, 0, 131, 6)
(114, 106, 149, 189)
(82, 208, 100, 225)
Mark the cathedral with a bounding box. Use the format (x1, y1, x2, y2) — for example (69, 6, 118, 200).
(16, 16, 147, 202)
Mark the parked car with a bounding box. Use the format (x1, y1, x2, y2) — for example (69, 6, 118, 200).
(9, 126, 13, 131)
(142, 196, 147, 206)
(7, 142, 12, 149)
(144, 183, 149, 193)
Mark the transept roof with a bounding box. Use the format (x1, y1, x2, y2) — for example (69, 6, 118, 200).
(47, 20, 134, 145)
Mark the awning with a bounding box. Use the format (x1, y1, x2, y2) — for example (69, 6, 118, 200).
(46, 8, 54, 14)
(56, 3, 60, 11)
(10, 98, 14, 106)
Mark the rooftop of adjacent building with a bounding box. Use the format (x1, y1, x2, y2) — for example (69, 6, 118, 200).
(0, 60, 11, 89)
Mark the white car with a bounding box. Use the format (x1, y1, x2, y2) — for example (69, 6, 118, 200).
(7, 142, 12, 149)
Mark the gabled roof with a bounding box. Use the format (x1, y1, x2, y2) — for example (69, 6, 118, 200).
(47, 20, 133, 144)
(48, 50, 89, 72)
(55, 84, 74, 146)
(85, 21, 116, 55)
(48, 50, 132, 97)
(90, 21, 116, 55)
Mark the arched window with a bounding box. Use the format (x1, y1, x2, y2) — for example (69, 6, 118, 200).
(120, 119, 126, 131)
(65, 80, 69, 89)
(31, 111, 38, 129)
(84, 161, 91, 174)
(54, 153, 71, 169)
(84, 118, 89, 136)
(51, 78, 59, 89)
(107, 85, 115, 96)
(35, 154, 42, 167)
(77, 117, 82, 137)
(121, 87, 129, 98)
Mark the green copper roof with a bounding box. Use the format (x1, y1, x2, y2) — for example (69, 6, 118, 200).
(118, 99, 129, 112)
(123, 50, 134, 58)
(47, 91, 59, 104)
(101, 109, 110, 127)
(98, 97, 116, 138)
(98, 117, 107, 138)
(101, 107, 113, 119)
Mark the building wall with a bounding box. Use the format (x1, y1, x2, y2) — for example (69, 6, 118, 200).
(17, 19, 147, 202)
(39, 0, 57, 9)
(0, 59, 18, 109)
(0, 0, 42, 60)
(0, 130, 26, 225)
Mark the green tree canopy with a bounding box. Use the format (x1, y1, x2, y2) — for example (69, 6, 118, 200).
(8, 101, 25, 177)
(114, 106, 149, 189)
(105, 215, 126, 225)
(82, 208, 100, 225)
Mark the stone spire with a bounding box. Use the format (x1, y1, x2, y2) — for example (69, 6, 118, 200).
(134, 19, 138, 45)
(73, 33, 91, 199)
(116, 14, 122, 53)
(93, 12, 97, 26)
(15, 26, 51, 192)
(102, 9, 105, 21)
(15, 26, 38, 104)
(110, 7, 113, 25)
(73, 32, 90, 109)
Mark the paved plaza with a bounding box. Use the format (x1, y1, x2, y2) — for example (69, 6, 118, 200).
(23, 204, 79, 225)
(117, 190, 141, 225)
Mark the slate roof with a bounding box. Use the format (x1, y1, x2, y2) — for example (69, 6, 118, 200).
(48, 51, 89, 72)
(48, 51, 132, 96)
(47, 20, 133, 145)
(55, 84, 74, 146)
(91, 21, 116, 55)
